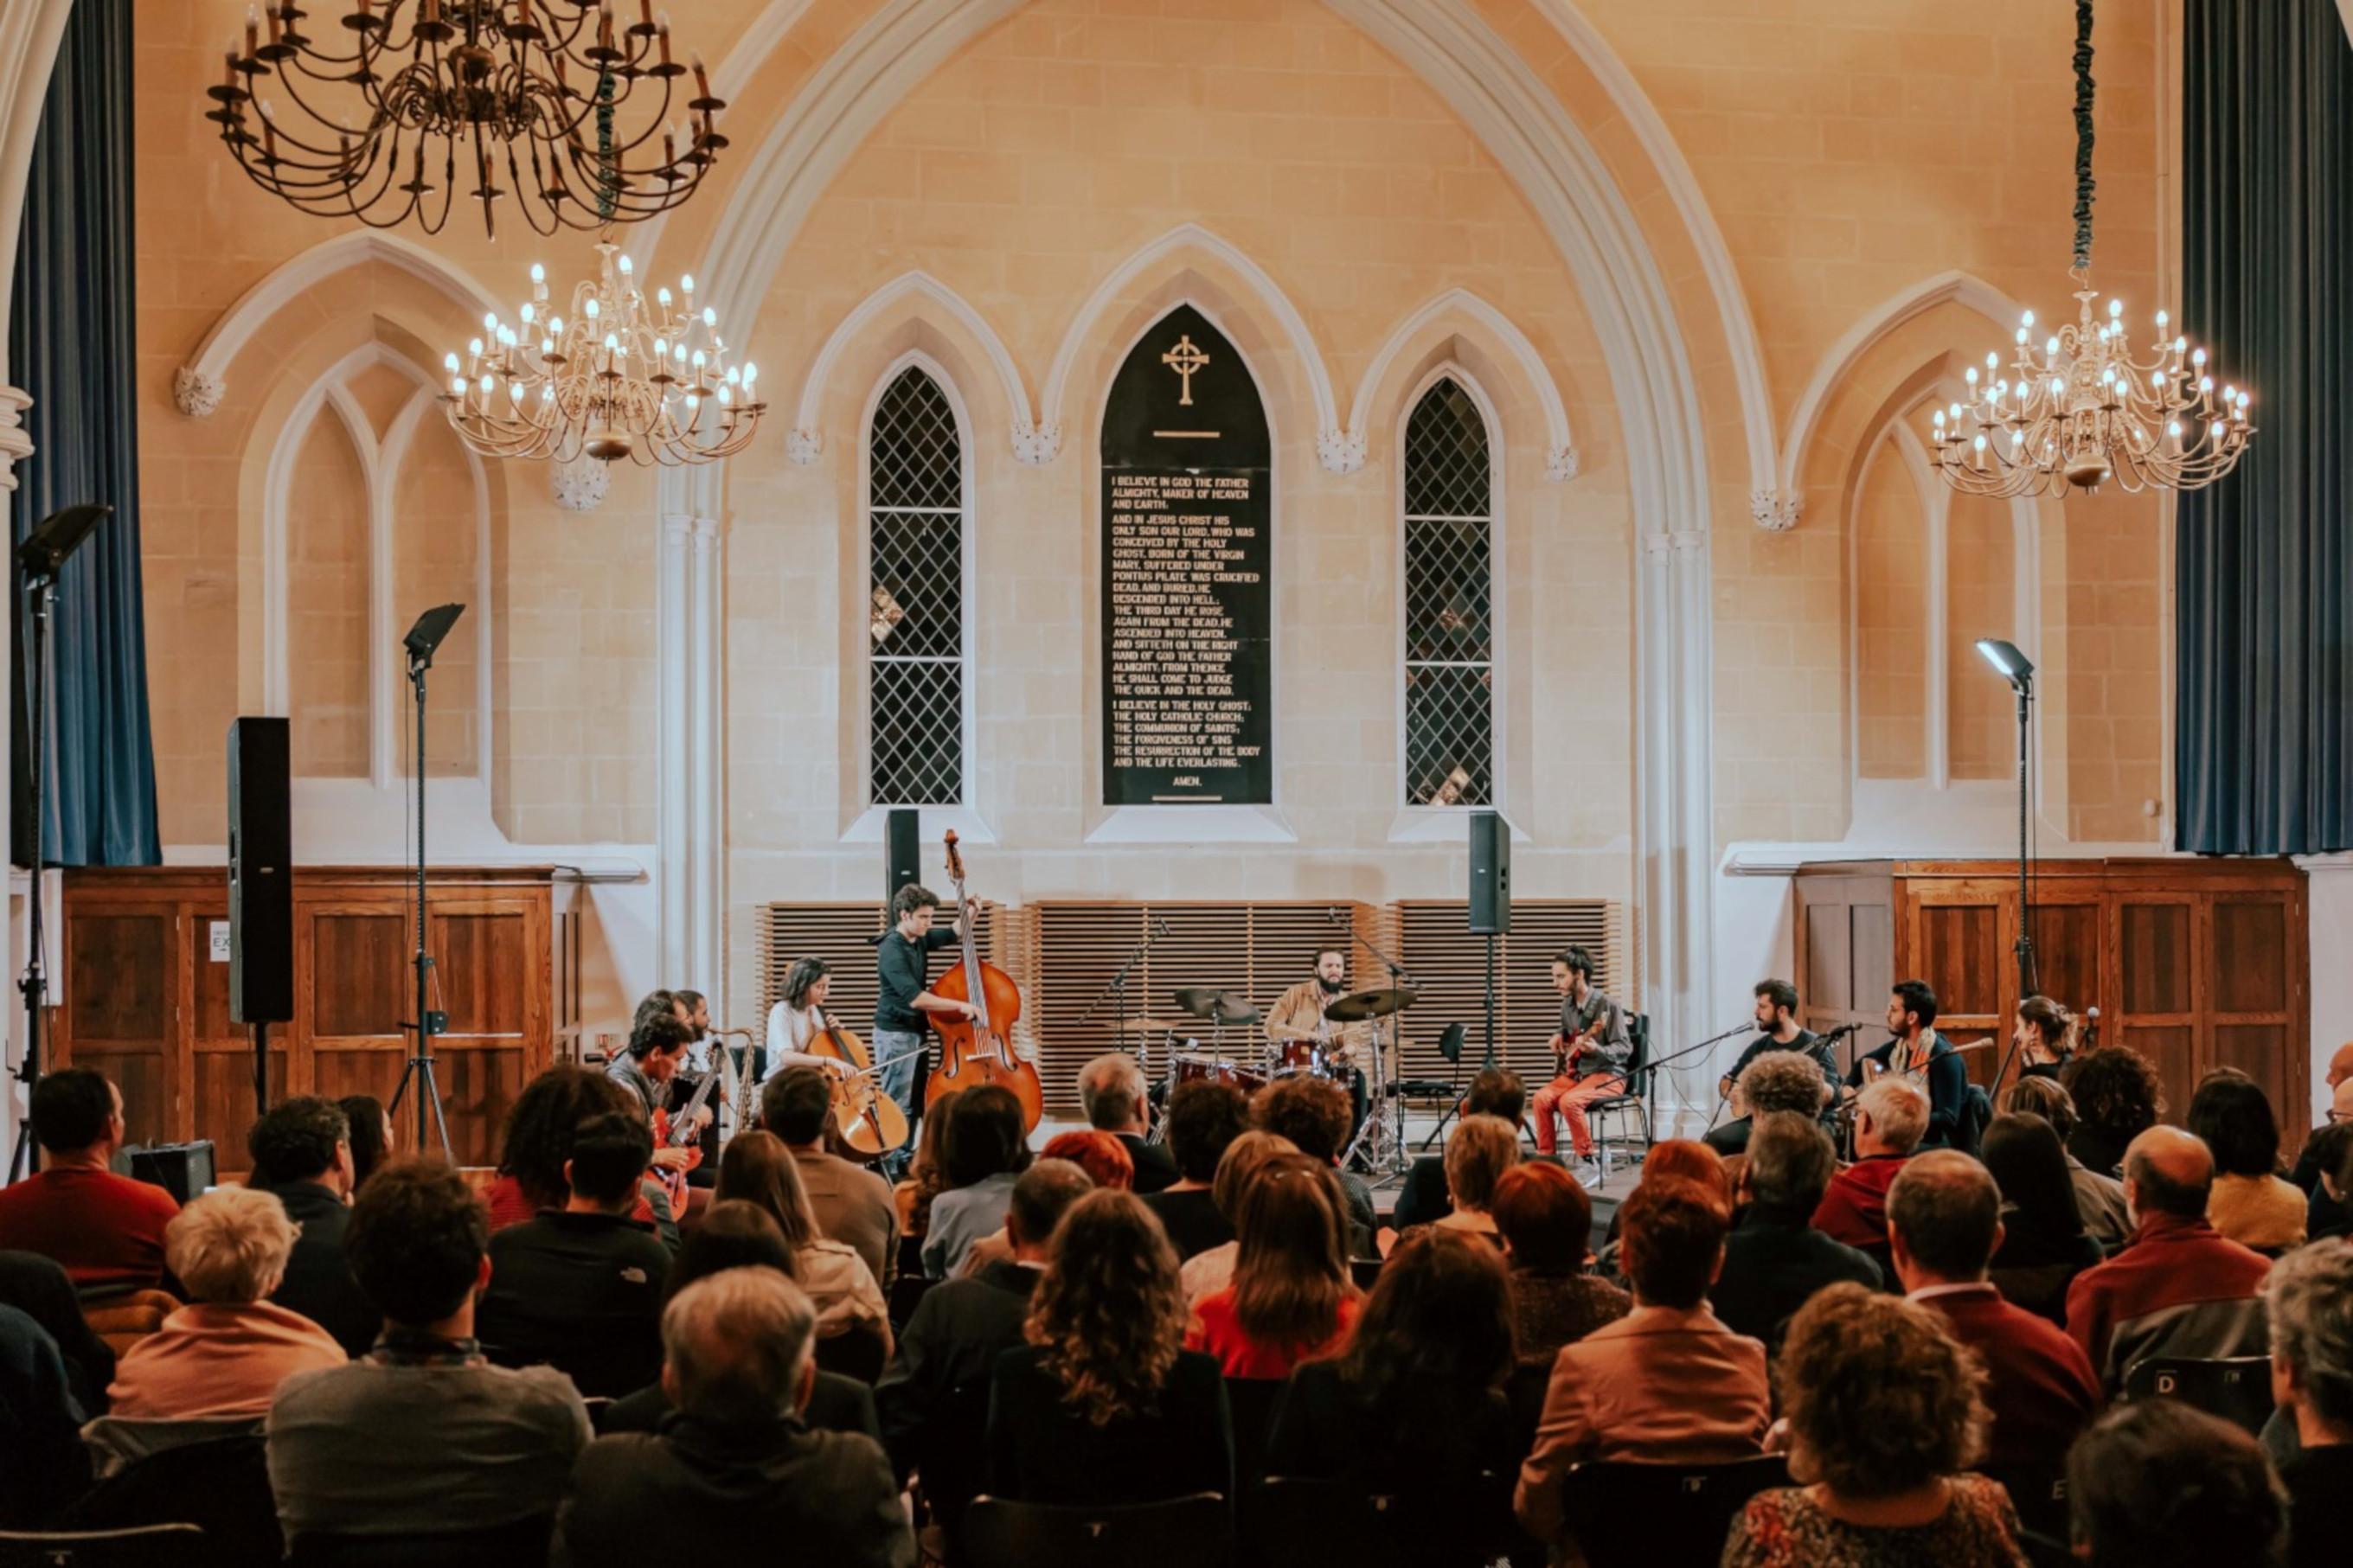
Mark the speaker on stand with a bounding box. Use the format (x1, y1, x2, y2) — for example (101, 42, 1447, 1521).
(228, 718, 294, 1117)
(1467, 810, 1510, 1068)
(884, 808, 921, 915)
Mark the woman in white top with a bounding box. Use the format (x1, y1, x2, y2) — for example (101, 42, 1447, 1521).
(762, 957, 856, 1085)
(715, 1129, 892, 1353)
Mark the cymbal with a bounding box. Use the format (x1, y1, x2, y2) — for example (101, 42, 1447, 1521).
(1323, 987, 1418, 1023)
(1213, 999, 1260, 1025)
(1113, 1017, 1194, 1033)
(1174, 986, 1242, 1019)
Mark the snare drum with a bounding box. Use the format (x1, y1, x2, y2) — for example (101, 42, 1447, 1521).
(1271, 1039, 1324, 1075)
(1173, 1053, 1269, 1097)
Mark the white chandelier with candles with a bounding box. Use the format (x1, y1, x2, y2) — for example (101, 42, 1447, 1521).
(1931, 0, 2254, 498)
(440, 240, 762, 464)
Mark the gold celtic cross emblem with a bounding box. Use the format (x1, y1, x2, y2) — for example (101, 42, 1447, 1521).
(1161, 335, 1210, 406)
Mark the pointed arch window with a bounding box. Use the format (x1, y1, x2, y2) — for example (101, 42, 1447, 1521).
(1401, 376, 1496, 807)
(866, 365, 968, 807)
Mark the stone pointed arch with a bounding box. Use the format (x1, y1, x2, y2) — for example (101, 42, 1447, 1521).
(1349, 287, 1580, 481)
(785, 270, 1041, 466)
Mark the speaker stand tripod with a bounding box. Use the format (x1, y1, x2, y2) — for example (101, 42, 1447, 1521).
(388, 609, 464, 1162)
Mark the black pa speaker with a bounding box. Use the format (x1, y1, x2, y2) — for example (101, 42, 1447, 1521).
(885, 807, 921, 910)
(130, 1140, 217, 1203)
(228, 717, 293, 1024)
(1468, 810, 1510, 935)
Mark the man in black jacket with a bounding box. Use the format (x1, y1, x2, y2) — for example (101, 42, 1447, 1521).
(1078, 1053, 1179, 1194)
(249, 1096, 377, 1358)
(552, 1269, 914, 1568)
(1709, 1111, 1883, 1352)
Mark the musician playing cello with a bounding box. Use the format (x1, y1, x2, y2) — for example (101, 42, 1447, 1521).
(1264, 947, 1369, 1135)
(1529, 946, 1630, 1174)
(874, 884, 976, 1180)
(1844, 980, 1968, 1150)
(764, 958, 856, 1085)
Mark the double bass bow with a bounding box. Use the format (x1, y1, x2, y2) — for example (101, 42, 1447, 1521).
(805, 1006, 911, 1162)
(925, 829, 1044, 1131)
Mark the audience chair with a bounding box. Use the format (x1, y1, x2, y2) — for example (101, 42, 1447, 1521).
(962, 1493, 1231, 1568)
(1348, 1257, 1384, 1292)
(60, 1435, 278, 1568)
(912, 1379, 995, 1552)
(813, 1321, 889, 1384)
(888, 1270, 937, 1333)
(1221, 1379, 1285, 1500)
(0, 1525, 205, 1567)
(1585, 1015, 1652, 1189)
(1249, 1475, 1510, 1568)
(287, 1514, 555, 1568)
(1557, 1454, 1791, 1568)
(76, 1291, 179, 1358)
(1977, 1464, 2068, 1544)
(2122, 1355, 2274, 1435)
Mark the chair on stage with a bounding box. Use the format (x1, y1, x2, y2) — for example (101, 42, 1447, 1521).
(0, 1525, 205, 1567)
(1584, 1014, 1653, 1189)
(1556, 1454, 1791, 1568)
(1247, 1475, 1514, 1568)
(961, 1493, 1231, 1568)
(285, 1514, 555, 1568)
(2122, 1355, 2275, 1435)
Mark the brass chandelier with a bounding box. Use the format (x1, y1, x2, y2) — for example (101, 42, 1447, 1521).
(205, 0, 729, 237)
(441, 240, 763, 465)
(1932, 0, 2254, 497)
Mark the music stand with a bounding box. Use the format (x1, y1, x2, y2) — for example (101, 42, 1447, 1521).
(388, 603, 465, 1160)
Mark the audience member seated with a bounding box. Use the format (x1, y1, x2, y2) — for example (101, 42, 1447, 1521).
(0, 1251, 114, 1411)
(1515, 1177, 1770, 1555)
(0, 1069, 178, 1292)
(920, 1085, 1032, 1280)
(1391, 1070, 1529, 1231)
(1420, 1113, 1517, 1245)
(0, 1301, 89, 1526)
(1812, 1077, 1929, 1254)
(893, 1092, 956, 1249)
(760, 1066, 899, 1287)
(2303, 1119, 2353, 1242)
(1079, 1053, 1179, 1194)
(1711, 1111, 1882, 1353)
(1707, 1048, 1834, 1159)
(1886, 1150, 2100, 1471)
(337, 1093, 394, 1191)
(1253, 1074, 1376, 1257)
(1178, 1130, 1298, 1304)
(2065, 1125, 2273, 1395)
(1724, 1283, 2024, 1567)
(266, 1157, 592, 1543)
(1999, 1076, 2132, 1250)
(1142, 1079, 1250, 1260)
(1185, 1154, 1361, 1381)
(1042, 1129, 1136, 1190)
(717, 1130, 890, 1352)
(247, 1096, 377, 1358)
(2059, 1046, 2164, 1179)
(486, 1066, 670, 1243)
(1490, 1162, 1628, 1369)
(1266, 1229, 1519, 1537)
(600, 1200, 878, 1440)
(987, 1188, 1233, 1506)
(105, 1187, 344, 1428)
(2287, 1053, 2353, 1237)
(2067, 1400, 2284, 1568)
(554, 1269, 916, 1568)
(2190, 1068, 2307, 1251)
(2286, 1041, 2353, 1195)
(478, 1110, 672, 1398)
(1979, 1111, 2107, 1322)
(2265, 1240, 2353, 1568)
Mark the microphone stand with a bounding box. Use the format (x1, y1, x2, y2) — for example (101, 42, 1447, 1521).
(1080, 916, 1169, 1068)
(1642, 1020, 1753, 1136)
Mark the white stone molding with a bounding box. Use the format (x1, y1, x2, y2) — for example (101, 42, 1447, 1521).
(1776, 270, 2029, 515)
(1749, 490, 1799, 530)
(0, 0, 71, 377)
(788, 271, 1039, 466)
(1317, 429, 1366, 475)
(550, 453, 611, 513)
(1010, 420, 1061, 466)
(656, 464, 728, 1008)
(0, 385, 30, 493)
(1346, 287, 1580, 481)
(176, 231, 507, 418)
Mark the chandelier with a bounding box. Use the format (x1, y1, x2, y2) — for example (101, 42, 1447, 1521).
(1931, 1, 2253, 497)
(440, 240, 763, 464)
(204, 1, 729, 237)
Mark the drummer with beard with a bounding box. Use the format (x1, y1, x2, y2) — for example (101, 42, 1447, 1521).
(1265, 948, 1369, 1139)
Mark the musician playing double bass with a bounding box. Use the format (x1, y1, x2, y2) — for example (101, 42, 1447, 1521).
(1844, 979, 1968, 1150)
(1265, 947, 1369, 1135)
(874, 883, 977, 1180)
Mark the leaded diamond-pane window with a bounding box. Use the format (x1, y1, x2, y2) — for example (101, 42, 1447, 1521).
(1403, 378, 1495, 807)
(869, 368, 965, 806)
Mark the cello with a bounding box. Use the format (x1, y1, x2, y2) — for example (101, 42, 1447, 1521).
(926, 829, 1044, 1131)
(805, 1006, 911, 1162)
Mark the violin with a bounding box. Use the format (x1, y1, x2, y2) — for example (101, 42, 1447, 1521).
(806, 1006, 910, 1162)
(925, 829, 1044, 1131)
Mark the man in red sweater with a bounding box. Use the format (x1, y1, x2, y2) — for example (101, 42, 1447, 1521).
(1888, 1149, 2102, 1469)
(2064, 1125, 2272, 1396)
(1812, 1076, 1927, 1251)
(0, 1068, 178, 1291)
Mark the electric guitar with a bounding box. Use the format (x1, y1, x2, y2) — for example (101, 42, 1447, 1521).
(1551, 1011, 1610, 1074)
(649, 1058, 722, 1208)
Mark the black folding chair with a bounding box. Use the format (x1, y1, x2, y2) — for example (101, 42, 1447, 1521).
(962, 1493, 1232, 1568)
(59, 1436, 278, 1568)
(0, 1526, 206, 1567)
(287, 1514, 555, 1568)
(1223, 1379, 1285, 1500)
(1587, 1014, 1653, 1188)
(1977, 1463, 2069, 1545)
(1248, 1475, 1512, 1568)
(2123, 1355, 2274, 1435)
(1556, 1455, 1792, 1567)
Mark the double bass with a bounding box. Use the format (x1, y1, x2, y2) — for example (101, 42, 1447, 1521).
(925, 829, 1044, 1131)
(806, 1007, 911, 1162)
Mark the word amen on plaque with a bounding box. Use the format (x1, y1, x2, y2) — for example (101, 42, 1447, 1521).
(1100, 305, 1273, 806)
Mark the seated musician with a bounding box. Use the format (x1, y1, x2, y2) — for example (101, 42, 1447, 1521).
(1264, 947, 1369, 1135)
(1707, 979, 1838, 1155)
(1845, 981, 1969, 1151)
(1529, 946, 1631, 1175)
(606, 1008, 713, 1192)
(764, 957, 856, 1085)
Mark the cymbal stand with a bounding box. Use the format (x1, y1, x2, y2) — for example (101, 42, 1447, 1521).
(1340, 1009, 1410, 1187)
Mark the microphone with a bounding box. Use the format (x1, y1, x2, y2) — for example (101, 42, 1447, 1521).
(1327, 906, 1345, 926)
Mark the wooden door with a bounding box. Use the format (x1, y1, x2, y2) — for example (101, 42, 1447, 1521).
(54, 900, 178, 1148)
(2107, 893, 2199, 1123)
(1904, 880, 2008, 1091)
(2206, 892, 2304, 1140)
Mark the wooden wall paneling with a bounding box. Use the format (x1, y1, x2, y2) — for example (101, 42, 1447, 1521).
(2109, 894, 2199, 1124)
(1907, 886, 2007, 1090)
(1791, 868, 1895, 1078)
(2209, 890, 2307, 1139)
(189, 889, 284, 1169)
(56, 903, 177, 1148)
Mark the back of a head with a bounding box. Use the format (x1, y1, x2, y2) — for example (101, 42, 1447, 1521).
(664, 1266, 817, 1423)
(1744, 1111, 1837, 1213)
(1232, 1154, 1350, 1347)
(1738, 1052, 1829, 1119)
(2125, 1126, 2216, 1219)
(630, 989, 681, 1040)
(1490, 1161, 1592, 1272)
(2068, 1400, 2283, 1568)
(166, 1187, 298, 1305)
(1638, 1139, 1726, 1200)
(1618, 1174, 1729, 1310)
(1442, 1115, 1520, 1211)
(2186, 1070, 2282, 1179)
(1998, 1073, 2078, 1139)
(1885, 1149, 2001, 1279)
(945, 1084, 1031, 1187)
(346, 1156, 489, 1328)
(2266, 1240, 2353, 1430)
(630, 1011, 694, 1062)
(1163, 1078, 1249, 1184)
(1338, 1228, 1512, 1430)
(29, 1068, 112, 1155)
(2062, 1046, 2165, 1141)
(1007, 1158, 1096, 1251)
(716, 1130, 817, 1245)
(1209, 1129, 1298, 1224)
(497, 1066, 638, 1208)
(1779, 1283, 1987, 1498)
(2310, 1120, 2353, 1200)
(1857, 1076, 1931, 1155)
(1026, 1187, 1184, 1425)
(338, 1095, 390, 1189)
(669, 1200, 794, 1300)
(1978, 1112, 2086, 1244)
(247, 1095, 349, 1188)
(1252, 1074, 1351, 1163)
(760, 1066, 834, 1147)
(567, 1110, 653, 1208)
(1041, 1130, 1134, 1191)
(1077, 1053, 1145, 1132)
(1463, 1068, 1527, 1125)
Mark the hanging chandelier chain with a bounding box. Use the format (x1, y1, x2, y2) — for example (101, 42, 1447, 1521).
(2072, 0, 2095, 273)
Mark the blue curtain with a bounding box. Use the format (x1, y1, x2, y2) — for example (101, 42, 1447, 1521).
(7, 0, 159, 867)
(2175, 1, 2352, 854)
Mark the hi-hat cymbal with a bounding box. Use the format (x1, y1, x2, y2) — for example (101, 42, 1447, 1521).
(1324, 987, 1417, 1023)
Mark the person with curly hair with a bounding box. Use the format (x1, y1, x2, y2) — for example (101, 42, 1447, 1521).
(985, 1188, 1231, 1507)
(1723, 1282, 2026, 1566)
(1712, 1112, 1882, 1353)
(2067, 1399, 2284, 1568)
(1184, 1153, 1360, 1380)
(1999, 1076, 2131, 1248)
(2059, 1046, 2165, 1179)
(1708, 1047, 1836, 1158)
(485, 1066, 672, 1244)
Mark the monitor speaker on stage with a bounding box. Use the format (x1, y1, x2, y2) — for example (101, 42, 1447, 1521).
(885, 808, 921, 909)
(129, 1140, 216, 1203)
(1468, 810, 1510, 935)
(228, 717, 294, 1024)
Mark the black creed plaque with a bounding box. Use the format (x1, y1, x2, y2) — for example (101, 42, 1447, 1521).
(1101, 305, 1273, 805)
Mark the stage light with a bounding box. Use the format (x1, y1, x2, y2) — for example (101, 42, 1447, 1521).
(1975, 638, 2034, 690)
